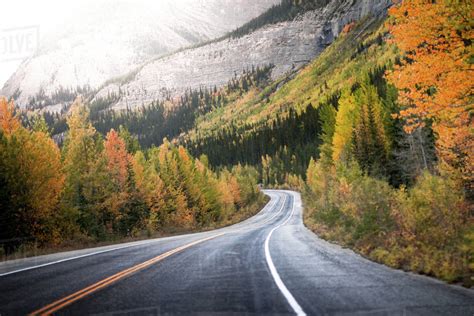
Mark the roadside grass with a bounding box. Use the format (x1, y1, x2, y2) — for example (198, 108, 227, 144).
(301, 170, 473, 288)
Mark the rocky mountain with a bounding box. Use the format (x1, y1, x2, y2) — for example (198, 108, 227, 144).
(94, 0, 392, 111)
(1, 0, 279, 108)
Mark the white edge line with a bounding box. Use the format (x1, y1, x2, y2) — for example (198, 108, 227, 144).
(264, 192, 306, 316)
(0, 239, 160, 277)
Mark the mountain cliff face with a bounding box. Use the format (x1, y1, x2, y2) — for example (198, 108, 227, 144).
(94, 0, 392, 110)
(1, 0, 279, 108)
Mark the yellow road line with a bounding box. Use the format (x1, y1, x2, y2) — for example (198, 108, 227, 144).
(30, 233, 225, 316)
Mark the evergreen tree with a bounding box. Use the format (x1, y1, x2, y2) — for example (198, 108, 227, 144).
(62, 97, 106, 236)
(118, 125, 140, 154)
(133, 151, 167, 231)
(317, 102, 337, 167)
(352, 81, 391, 177)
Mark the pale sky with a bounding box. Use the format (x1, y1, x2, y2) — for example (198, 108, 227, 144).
(0, 0, 196, 88)
(0, 0, 84, 87)
(0, 0, 253, 89)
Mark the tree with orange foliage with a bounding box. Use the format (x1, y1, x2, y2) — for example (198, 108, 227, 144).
(341, 21, 356, 35)
(0, 97, 21, 134)
(104, 129, 150, 234)
(386, 0, 473, 188)
(105, 129, 133, 190)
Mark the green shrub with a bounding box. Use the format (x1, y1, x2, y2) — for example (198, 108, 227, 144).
(304, 163, 472, 285)
(392, 172, 471, 282)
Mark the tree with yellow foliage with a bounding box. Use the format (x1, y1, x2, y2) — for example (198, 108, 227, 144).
(133, 150, 168, 231)
(332, 89, 358, 163)
(0, 100, 63, 250)
(62, 97, 109, 236)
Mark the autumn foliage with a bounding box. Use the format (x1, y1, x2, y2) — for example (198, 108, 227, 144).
(302, 10, 472, 284)
(0, 98, 263, 254)
(386, 0, 473, 187)
(0, 98, 20, 135)
(105, 129, 133, 189)
(341, 21, 356, 34)
(0, 98, 64, 247)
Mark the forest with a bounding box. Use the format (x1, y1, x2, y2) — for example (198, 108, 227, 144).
(0, 97, 264, 256)
(181, 1, 473, 285)
(303, 1, 472, 285)
(226, 0, 330, 39)
(0, 0, 472, 286)
(24, 66, 273, 149)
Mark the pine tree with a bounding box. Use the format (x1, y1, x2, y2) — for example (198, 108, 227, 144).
(352, 82, 391, 177)
(62, 97, 106, 236)
(133, 151, 167, 231)
(152, 141, 193, 228)
(317, 102, 336, 167)
(104, 129, 150, 235)
(118, 125, 140, 154)
(31, 114, 50, 135)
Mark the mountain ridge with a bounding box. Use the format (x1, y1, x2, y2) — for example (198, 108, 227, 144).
(94, 0, 392, 111)
(1, 0, 279, 108)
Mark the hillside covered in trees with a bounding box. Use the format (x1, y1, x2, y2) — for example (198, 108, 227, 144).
(0, 0, 472, 287)
(179, 2, 472, 285)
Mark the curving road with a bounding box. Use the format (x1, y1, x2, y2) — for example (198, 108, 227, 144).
(0, 190, 473, 315)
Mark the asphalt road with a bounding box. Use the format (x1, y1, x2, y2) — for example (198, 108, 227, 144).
(0, 190, 473, 315)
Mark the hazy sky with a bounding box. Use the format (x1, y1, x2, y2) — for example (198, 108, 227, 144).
(0, 0, 270, 90)
(0, 0, 83, 87)
(0, 0, 221, 88)
(1, 0, 189, 88)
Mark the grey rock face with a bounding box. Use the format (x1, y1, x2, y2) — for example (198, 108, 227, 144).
(2, 0, 279, 108)
(97, 0, 392, 111)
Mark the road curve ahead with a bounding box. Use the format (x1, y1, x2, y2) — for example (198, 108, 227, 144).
(0, 190, 473, 315)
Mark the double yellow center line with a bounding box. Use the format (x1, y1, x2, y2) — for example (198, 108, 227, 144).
(30, 233, 225, 316)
